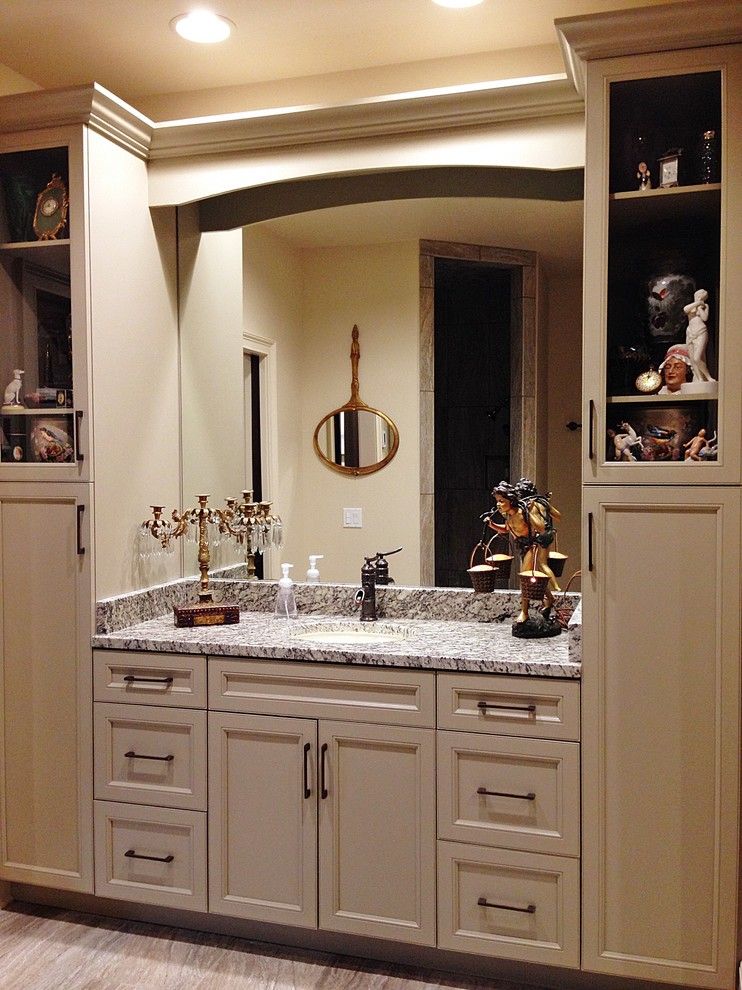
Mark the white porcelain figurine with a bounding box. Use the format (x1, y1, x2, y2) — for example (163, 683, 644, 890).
(2, 369, 24, 411)
(683, 289, 715, 386)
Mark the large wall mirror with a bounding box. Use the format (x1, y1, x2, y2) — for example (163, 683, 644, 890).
(178, 167, 583, 588)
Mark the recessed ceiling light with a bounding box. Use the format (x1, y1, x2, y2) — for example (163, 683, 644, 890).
(432, 0, 485, 7)
(171, 10, 234, 43)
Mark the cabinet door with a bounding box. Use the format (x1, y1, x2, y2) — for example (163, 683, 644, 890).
(581, 486, 740, 988)
(208, 711, 317, 928)
(318, 720, 436, 946)
(0, 483, 93, 891)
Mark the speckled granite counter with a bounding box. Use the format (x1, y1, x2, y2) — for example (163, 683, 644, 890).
(93, 581, 582, 678)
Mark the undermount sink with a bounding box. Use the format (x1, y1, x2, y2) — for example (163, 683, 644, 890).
(291, 621, 411, 645)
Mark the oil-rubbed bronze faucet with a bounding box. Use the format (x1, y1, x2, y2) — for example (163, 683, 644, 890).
(360, 555, 377, 621)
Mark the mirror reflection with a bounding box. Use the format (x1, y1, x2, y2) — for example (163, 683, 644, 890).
(178, 191, 583, 587)
(314, 408, 398, 474)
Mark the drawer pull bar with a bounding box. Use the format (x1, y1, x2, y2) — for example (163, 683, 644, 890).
(320, 743, 329, 799)
(303, 742, 311, 799)
(478, 896, 536, 914)
(124, 750, 175, 762)
(477, 787, 536, 801)
(123, 675, 174, 685)
(124, 849, 174, 864)
(477, 701, 537, 713)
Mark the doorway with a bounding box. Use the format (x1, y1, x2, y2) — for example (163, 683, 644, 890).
(434, 258, 511, 587)
(243, 351, 264, 578)
(419, 239, 541, 587)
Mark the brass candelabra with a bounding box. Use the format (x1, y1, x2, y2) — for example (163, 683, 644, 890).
(139, 491, 283, 626)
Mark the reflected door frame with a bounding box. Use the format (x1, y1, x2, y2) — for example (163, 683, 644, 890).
(419, 240, 544, 587)
(243, 331, 279, 579)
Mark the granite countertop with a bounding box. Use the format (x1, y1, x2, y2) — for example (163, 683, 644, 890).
(92, 609, 581, 679)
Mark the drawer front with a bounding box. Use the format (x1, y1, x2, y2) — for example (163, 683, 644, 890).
(437, 673, 580, 741)
(94, 703, 207, 810)
(209, 658, 435, 727)
(437, 731, 580, 857)
(94, 800, 206, 911)
(437, 840, 579, 968)
(93, 650, 207, 708)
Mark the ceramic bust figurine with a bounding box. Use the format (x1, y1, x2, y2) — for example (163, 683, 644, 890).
(658, 345, 692, 393)
(683, 288, 715, 386)
(2, 369, 24, 411)
(637, 161, 652, 190)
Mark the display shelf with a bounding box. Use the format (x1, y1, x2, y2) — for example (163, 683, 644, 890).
(609, 183, 720, 228)
(607, 392, 716, 404)
(0, 239, 70, 277)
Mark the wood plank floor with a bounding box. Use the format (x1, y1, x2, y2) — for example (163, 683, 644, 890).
(0, 901, 552, 990)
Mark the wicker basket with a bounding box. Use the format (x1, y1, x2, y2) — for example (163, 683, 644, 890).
(519, 569, 549, 602)
(468, 542, 498, 593)
(547, 534, 568, 577)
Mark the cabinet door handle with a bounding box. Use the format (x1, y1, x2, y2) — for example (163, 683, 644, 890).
(477, 787, 536, 801)
(320, 742, 328, 799)
(75, 410, 84, 462)
(124, 750, 174, 762)
(588, 511, 594, 572)
(303, 742, 311, 799)
(477, 701, 536, 713)
(123, 674, 174, 685)
(478, 896, 536, 914)
(588, 398, 595, 460)
(124, 849, 174, 864)
(76, 504, 85, 555)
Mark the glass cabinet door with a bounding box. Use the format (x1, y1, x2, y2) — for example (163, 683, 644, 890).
(583, 46, 742, 485)
(0, 142, 82, 472)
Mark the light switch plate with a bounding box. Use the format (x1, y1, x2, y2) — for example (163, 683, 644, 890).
(343, 507, 362, 528)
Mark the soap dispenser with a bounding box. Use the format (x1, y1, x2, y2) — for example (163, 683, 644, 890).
(275, 563, 298, 618)
(306, 554, 324, 583)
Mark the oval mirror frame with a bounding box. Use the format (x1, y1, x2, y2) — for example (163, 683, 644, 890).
(312, 325, 400, 477)
(313, 404, 400, 477)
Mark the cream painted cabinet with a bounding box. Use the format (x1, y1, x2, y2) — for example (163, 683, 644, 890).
(581, 486, 740, 988)
(0, 483, 93, 891)
(208, 658, 437, 945)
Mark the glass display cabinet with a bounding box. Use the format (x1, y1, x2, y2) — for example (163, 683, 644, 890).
(0, 144, 82, 469)
(583, 47, 741, 485)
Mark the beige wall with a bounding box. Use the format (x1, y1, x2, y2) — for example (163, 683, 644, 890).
(0, 62, 39, 97)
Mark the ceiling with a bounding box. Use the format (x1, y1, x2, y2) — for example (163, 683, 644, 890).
(0, 0, 682, 274)
(1, 0, 684, 109)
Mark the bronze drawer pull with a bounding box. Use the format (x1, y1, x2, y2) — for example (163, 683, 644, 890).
(320, 743, 328, 799)
(303, 742, 311, 799)
(478, 896, 536, 914)
(123, 674, 175, 685)
(124, 750, 175, 762)
(124, 849, 174, 864)
(477, 700, 537, 713)
(477, 787, 536, 801)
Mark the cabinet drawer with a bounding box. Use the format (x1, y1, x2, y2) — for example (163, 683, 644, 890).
(94, 800, 206, 911)
(209, 658, 435, 727)
(93, 650, 206, 708)
(437, 840, 579, 968)
(94, 703, 207, 811)
(437, 673, 579, 740)
(437, 731, 579, 857)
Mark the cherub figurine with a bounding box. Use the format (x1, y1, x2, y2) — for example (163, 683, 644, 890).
(486, 478, 562, 637)
(684, 288, 715, 384)
(684, 428, 717, 461)
(637, 161, 652, 190)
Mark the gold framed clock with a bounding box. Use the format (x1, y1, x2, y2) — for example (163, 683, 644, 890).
(33, 173, 68, 240)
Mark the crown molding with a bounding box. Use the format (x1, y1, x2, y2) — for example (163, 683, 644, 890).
(0, 76, 582, 163)
(556, 0, 742, 95)
(0, 83, 153, 159)
(147, 76, 582, 160)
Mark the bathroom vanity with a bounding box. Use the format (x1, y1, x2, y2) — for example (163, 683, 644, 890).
(88, 584, 581, 972)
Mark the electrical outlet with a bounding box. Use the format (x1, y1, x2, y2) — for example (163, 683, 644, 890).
(343, 507, 362, 528)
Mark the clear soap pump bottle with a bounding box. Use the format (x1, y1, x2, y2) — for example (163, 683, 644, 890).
(306, 554, 324, 583)
(275, 563, 298, 618)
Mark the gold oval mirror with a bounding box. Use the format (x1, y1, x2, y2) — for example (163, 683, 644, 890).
(312, 326, 400, 477)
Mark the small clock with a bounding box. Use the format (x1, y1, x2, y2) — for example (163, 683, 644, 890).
(658, 149, 682, 189)
(635, 368, 662, 394)
(33, 173, 68, 241)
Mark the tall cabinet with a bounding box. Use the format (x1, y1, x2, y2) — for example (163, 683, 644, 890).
(558, 5, 742, 988)
(0, 89, 180, 893)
